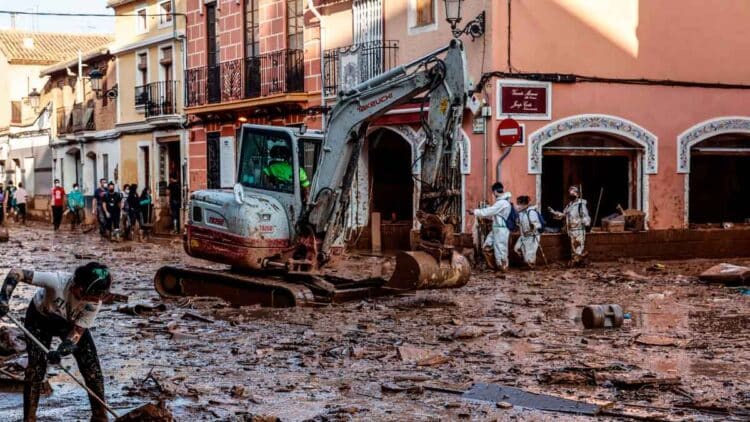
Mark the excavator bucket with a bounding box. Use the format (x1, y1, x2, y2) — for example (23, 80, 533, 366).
(386, 250, 470, 290)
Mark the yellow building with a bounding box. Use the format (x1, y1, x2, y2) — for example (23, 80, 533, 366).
(108, 0, 186, 233)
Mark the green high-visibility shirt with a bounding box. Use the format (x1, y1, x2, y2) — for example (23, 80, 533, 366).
(263, 161, 310, 188)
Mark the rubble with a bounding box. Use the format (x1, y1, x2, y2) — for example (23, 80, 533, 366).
(0, 224, 747, 420)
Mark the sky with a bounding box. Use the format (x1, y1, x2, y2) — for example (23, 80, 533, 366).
(0, 0, 114, 34)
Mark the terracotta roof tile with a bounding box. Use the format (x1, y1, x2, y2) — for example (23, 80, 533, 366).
(0, 30, 113, 65)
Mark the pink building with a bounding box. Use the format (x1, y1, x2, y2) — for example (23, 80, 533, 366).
(184, 0, 750, 253)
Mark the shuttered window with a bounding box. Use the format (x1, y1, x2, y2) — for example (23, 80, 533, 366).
(416, 0, 435, 27)
(286, 0, 303, 50)
(11, 101, 21, 124)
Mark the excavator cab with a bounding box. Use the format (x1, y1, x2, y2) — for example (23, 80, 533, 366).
(181, 125, 322, 271)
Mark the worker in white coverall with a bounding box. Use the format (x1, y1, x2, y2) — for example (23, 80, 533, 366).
(470, 182, 513, 272)
(549, 185, 591, 266)
(514, 195, 542, 268)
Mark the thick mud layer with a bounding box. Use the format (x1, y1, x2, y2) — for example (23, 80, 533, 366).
(0, 224, 748, 421)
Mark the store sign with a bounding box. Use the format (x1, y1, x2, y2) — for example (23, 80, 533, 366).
(497, 80, 552, 120)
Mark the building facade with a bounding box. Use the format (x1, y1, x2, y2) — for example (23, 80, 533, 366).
(0, 30, 112, 217)
(180, 0, 750, 246)
(183, 0, 321, 192)
(109, 0, 188, 233)
(41, 48, 117, 216)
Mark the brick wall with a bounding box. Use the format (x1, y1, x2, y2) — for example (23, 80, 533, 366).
(186, 0, 206, 68)
(219, 0, 244, 62)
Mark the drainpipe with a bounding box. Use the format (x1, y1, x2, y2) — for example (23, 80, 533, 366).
(307, 0, 326, 130)
(495, 147, 511, 184)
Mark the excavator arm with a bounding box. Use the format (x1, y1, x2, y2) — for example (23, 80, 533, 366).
(300, 38, 470, 261)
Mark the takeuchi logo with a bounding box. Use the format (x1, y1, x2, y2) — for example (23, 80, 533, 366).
(358, 92, 393, 112)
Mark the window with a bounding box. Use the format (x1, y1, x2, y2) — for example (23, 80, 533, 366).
(10, 101, 21, 124)
(286, 0, 303, 50)
(159, 1, 173, 25)
(408, 0, 437, 34)
(138, 52, 148, 86)
(136, 8, 147, 33)
(238, 129, 297, 194)
(245, 0, 259, 57)
(298, 139, 320, 181)
(160, 46, 173, 81)
(416, 0, 435, 27)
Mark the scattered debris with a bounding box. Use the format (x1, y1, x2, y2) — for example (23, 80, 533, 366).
(181, 311, 214, 323)
(0, 227, 8, 242)
(113, 400, 174, 422)
(116, 303, 167, 316)
(605, 374, 682, 389)
(462, 383, 600, 416)
(699, 263, 750, 285)
(634, 334, 687, 347)
(0, 326, 24, 355)
(449, 325, 486, 340)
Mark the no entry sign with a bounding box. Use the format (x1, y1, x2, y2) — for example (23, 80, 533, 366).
(497, 118, 522, 147)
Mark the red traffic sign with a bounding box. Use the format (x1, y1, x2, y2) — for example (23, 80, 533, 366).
(497, 118, 522, 147)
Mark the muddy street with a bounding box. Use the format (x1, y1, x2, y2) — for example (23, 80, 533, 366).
(0, 224, 748, 421)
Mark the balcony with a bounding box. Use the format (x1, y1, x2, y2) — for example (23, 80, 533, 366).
(56, 103, 95, 135)
(323, 40, 399, 97)
(185, 49, 304, 108)
(135, 81, 180, 118)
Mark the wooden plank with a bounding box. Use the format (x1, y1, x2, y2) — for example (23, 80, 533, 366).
(371, 212, 381, 253)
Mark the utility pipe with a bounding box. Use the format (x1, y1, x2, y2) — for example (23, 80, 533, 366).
(307, 0, 326, 130)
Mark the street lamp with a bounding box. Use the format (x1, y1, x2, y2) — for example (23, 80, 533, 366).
(87, 68, 118, 99)
(88, 69, 103, 93)
(443, 0, 485, 41)
(28, 88, 41, 111)
(444, 0, 463, 31)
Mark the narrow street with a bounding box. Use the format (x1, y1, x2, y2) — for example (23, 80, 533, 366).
(0, 224, 747, 421)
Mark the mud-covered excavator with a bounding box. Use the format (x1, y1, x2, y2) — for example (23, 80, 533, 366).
(155, 38, 473, 307)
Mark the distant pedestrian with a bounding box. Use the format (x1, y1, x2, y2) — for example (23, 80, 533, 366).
(67, 183, 85, 230)
(514, 195, 543, 269)
(167, 176, 181, 234)
(93, 179, 107, 236)
(549, 185, 591, 266)
(0, 183, 5, 226)
(104, 182, 123, 239)
(51, 179, 65, 231)
(6, 182, 16, 222)
(124, 184, 141, 240)
(140, 187, 153, 224)
(14, 183, 28, 225)
(469, 182, 513, 272)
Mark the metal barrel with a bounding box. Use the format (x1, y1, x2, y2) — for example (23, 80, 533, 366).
(581, 304, 624, 329)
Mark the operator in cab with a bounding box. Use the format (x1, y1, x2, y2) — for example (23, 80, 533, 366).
(262, 145, 311, 200)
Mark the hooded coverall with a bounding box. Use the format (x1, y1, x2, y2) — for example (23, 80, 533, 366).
(553, 198, 591, 263)
(474, 192, 512, 271)
(514, 205, 542, 266)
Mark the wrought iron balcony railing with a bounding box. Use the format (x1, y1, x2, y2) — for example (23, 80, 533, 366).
(135, 81, 179, 118)
(323, 40, 399, 97)
(185, 49, 305, 108)
(56, 103, 95, 135)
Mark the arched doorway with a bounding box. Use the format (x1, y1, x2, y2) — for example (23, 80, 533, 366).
(688, 133, 750, 225)
(678, 117, 750, 227)
(367, 128, 414, 250)
(63, 147, 82, 190)
(541, 132, 644, 227)
(529, 114, 657, 228)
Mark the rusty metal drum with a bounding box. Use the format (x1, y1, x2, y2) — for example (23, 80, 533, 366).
(581, 304, 624, 329)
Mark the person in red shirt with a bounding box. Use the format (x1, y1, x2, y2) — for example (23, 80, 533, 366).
(50, 179, 66, 231)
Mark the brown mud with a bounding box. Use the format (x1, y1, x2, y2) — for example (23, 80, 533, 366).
(0, 223, 748, 421)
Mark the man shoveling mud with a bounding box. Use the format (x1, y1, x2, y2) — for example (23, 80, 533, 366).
(0, 263, 112, 421)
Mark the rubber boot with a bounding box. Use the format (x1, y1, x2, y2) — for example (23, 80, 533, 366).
(482, 247, 498, 271)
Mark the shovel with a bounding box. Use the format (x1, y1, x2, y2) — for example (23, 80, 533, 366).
(5, 314, 173, 421)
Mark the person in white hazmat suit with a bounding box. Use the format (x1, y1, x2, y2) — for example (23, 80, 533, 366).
(514, 195, 542, 268)
(470, 182, 513, 272)
(549, 185, 591, 266)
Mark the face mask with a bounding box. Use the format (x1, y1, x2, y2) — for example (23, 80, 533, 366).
(74, 187, 79, 191)
(569, 194, 578, 200)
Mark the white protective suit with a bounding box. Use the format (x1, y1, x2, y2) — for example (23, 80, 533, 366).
(474, 192, 512, 270)
(560, 198, 591, 262)
(514, 205, 542, 266)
